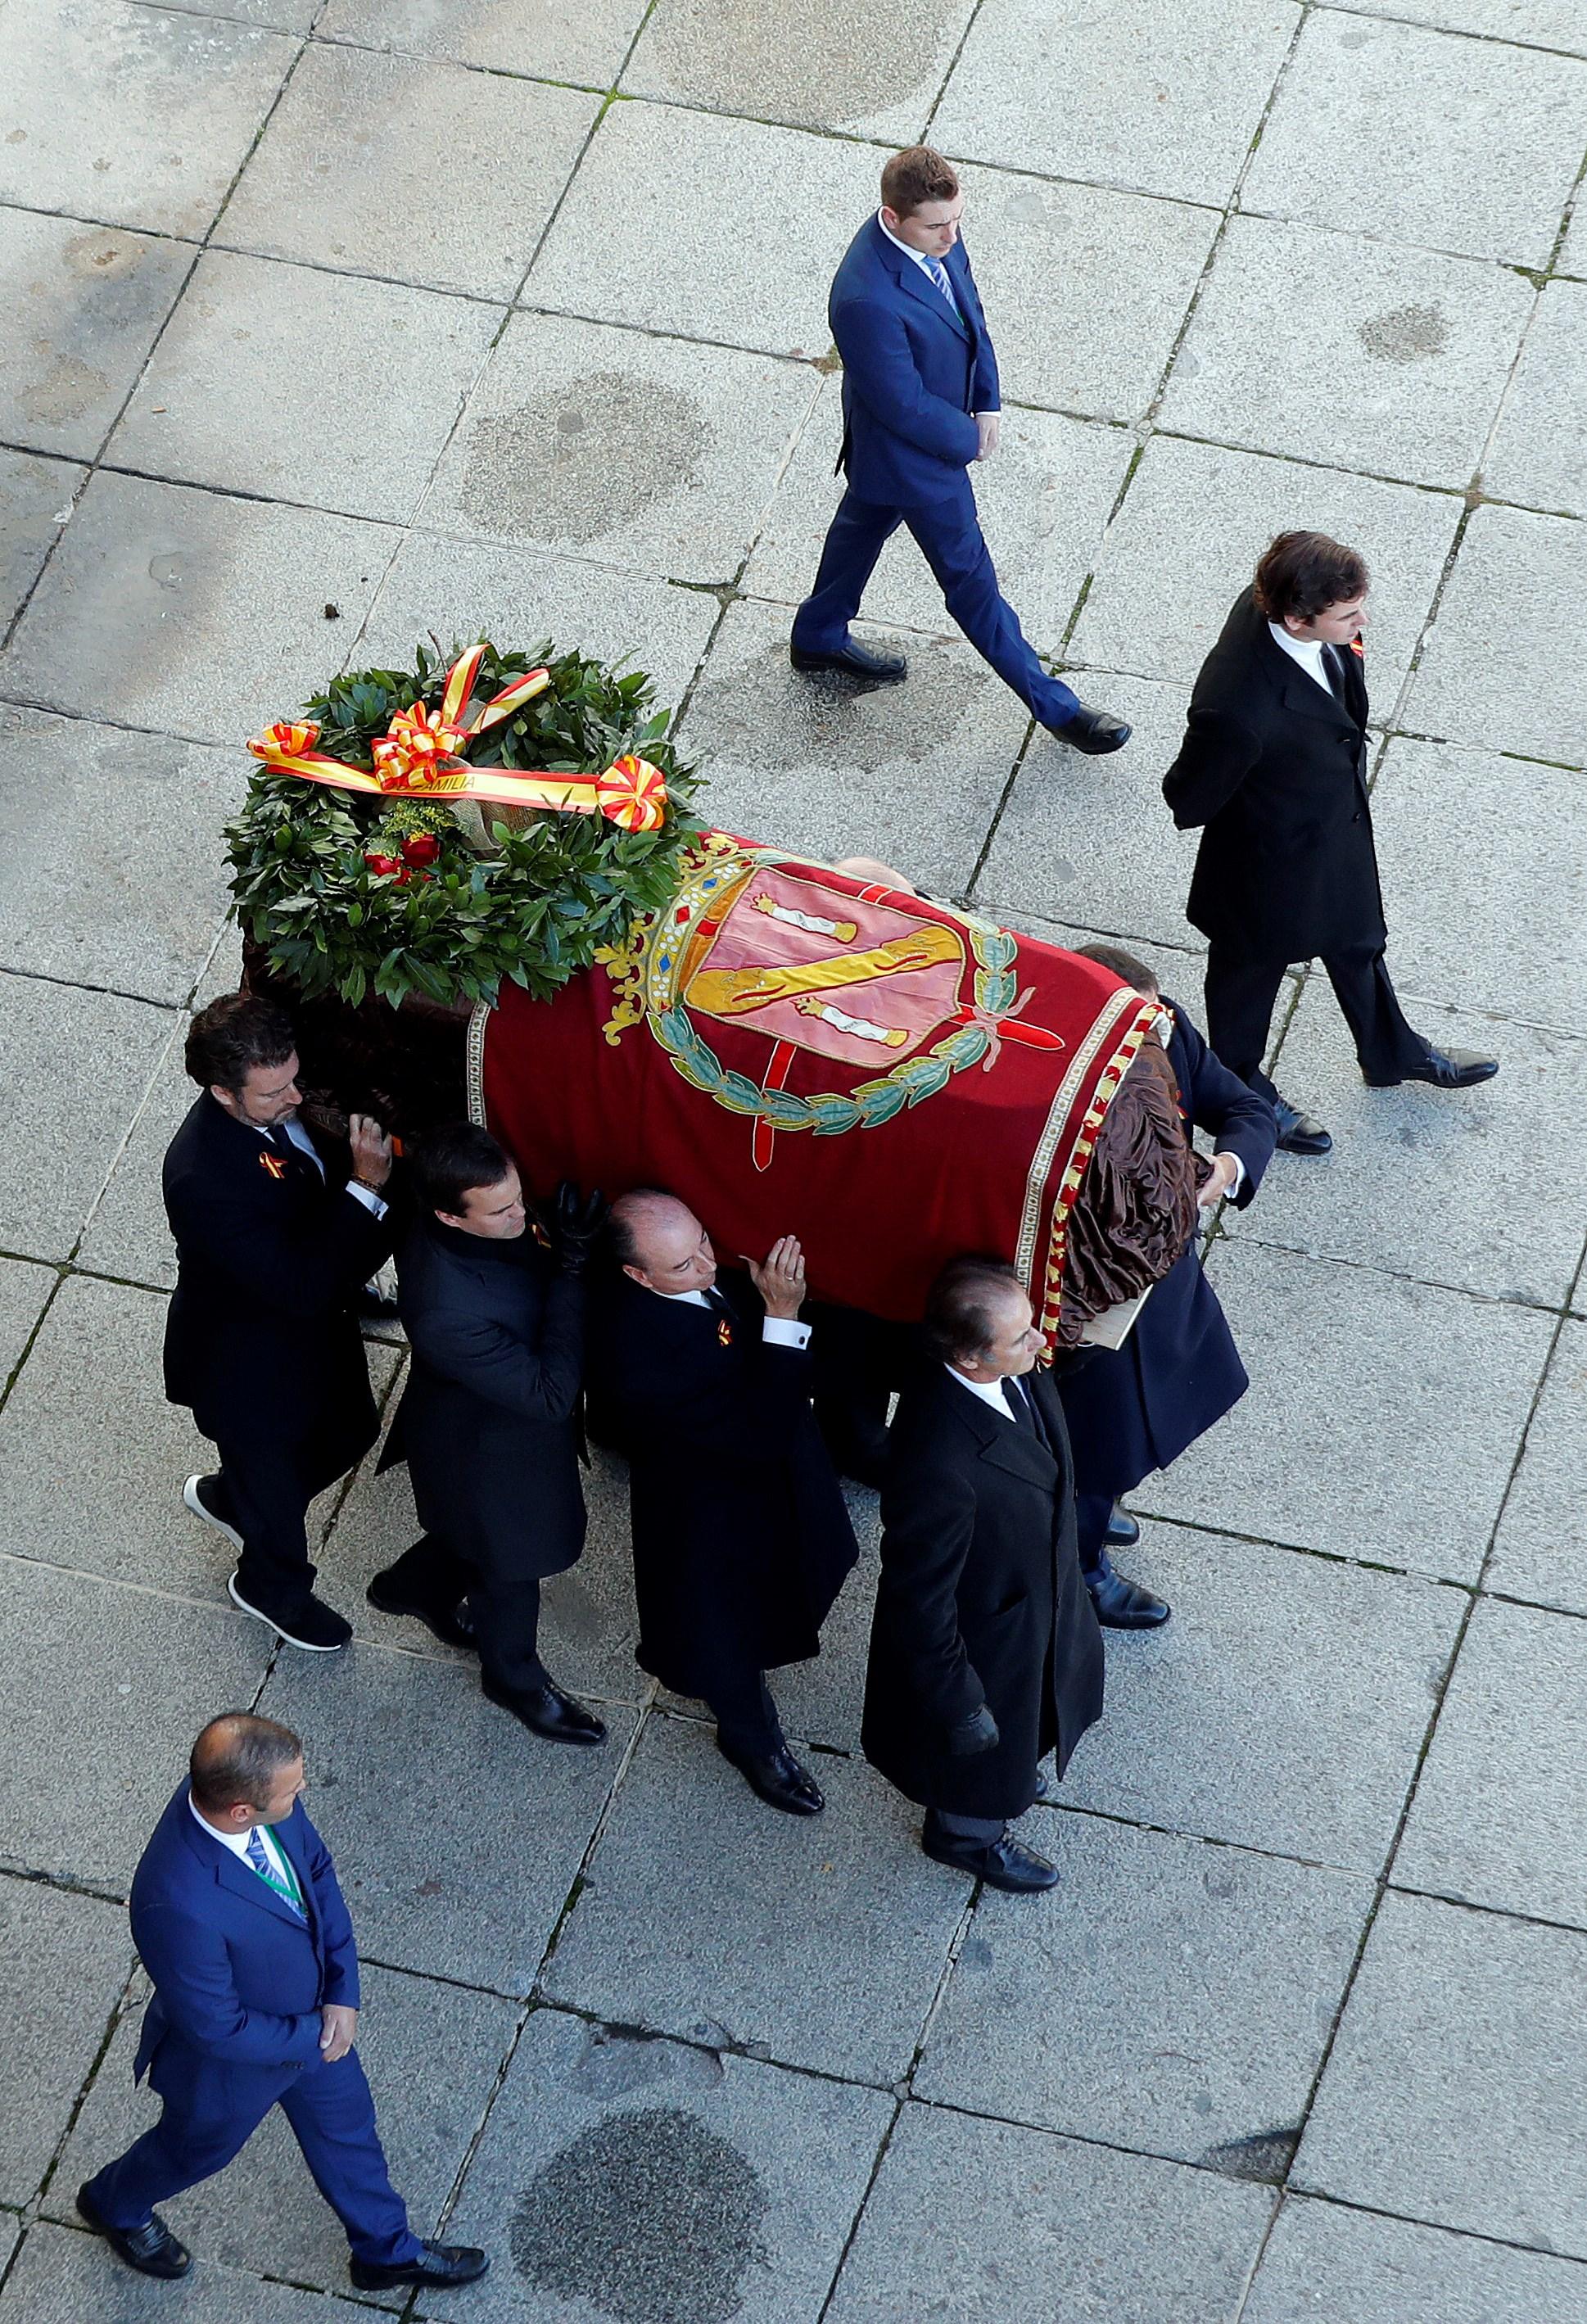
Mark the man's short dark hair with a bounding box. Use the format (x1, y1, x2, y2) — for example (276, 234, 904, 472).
(1253, 531, 1369, 624)
(190, 1713, 303, 1813)
(184, 993, 296, 1096)
(1075, 942, 1158, 996)
(409, 1122, 511, 1217)
(923, 1255, 1026, 1367)
(881, 144, 959, 219)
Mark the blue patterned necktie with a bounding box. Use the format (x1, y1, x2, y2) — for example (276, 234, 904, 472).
(922, 256, 955, 307)
(246, 1827, 306, 1919)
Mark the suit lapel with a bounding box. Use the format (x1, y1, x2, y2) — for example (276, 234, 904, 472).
(943, 1375, 1057, 1488)
(878, 237, 971, 346)
(199, 1829, 314, 1934)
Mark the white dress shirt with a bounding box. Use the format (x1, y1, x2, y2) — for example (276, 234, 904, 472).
(877, 207, 964, 314)
(1267, 622, 1336, 695)
(650, 1284, 811, 1350)
(187, 1790, 297, 1888)
(944, 1363, 1025, 1418)
(255, 1117, 387, 1219)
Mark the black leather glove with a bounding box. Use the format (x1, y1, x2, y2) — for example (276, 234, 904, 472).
(943, 1702, 1000, 1757)
(551, 1179, 608, 1276)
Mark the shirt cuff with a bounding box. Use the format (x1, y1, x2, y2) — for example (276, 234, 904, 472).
(346, 1181, 388, 1221)
(1226, 1155, 1246, 1197)
(762, 1318, 812, 1350)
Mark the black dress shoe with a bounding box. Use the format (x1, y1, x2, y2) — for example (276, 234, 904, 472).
(1374, 1047, 1499, 1091)
(1085, 1552, 1171, 1630)
(183, 1471, 243, 1550)
(717, 1737, 825, 1815)
(350, 2240, 490, 2292)
(1049, 701, 1132, 754)
(922, 1823, 1060, 1892)
(1105, 1502, 1140, 1550)
(482, 1674, 607, 1746)
(228, 1572, 351, 1652)
(367, 1568, 477, 1653)
(1272, 1094, 1333, 1156)
(77, 2184, 192, 2280)
(789, 636, 907, 681)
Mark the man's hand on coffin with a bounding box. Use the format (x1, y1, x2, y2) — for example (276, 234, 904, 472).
(746, 1235, 807, 1319)
(944, 1702, 1000, 1757)
(549, 1179, 608, 1275)
(347, 1114, 394, 1189)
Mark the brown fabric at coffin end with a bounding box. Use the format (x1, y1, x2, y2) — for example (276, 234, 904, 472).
(1053, 1039, 1201, 1345)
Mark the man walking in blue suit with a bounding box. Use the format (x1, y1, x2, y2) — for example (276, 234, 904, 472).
(792, 145, 1131, 756)
(76, 1715, 488, 2297)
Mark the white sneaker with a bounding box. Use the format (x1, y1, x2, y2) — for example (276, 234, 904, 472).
(183, 1473, 242, 1551)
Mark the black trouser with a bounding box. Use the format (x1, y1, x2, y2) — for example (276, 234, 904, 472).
(1204, 943, 1430, 1099)
(704, 1669, 783, 1758)
(383, 1535, 547, 1697)
(207, 1408, 376, 1611)
(1074, 1491, 1114, 1580)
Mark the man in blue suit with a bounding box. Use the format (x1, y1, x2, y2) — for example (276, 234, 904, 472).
(76, 1715, 488, 2296)
(791, 145, 1130, 756)
(1057, 945, 1277, 1626)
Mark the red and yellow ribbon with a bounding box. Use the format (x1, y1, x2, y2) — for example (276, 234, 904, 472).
(246, 645, 667, 833)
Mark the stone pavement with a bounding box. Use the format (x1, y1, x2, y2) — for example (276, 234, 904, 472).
(1, 0, 1585, 2314)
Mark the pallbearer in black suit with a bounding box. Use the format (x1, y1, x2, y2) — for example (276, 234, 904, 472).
(165, 997, 396, 1653)
(369, 1125, 608, 1748)
(862, 1259, 1104, 1895)
(594, 1191, 858, 1817)
(1163, 531, 1497, 1157)
(1061, 947, 1278, 1625)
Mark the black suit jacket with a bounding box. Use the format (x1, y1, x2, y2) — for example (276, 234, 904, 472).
(590, 1270, 857, 1698)
(1060, 1002, 1274, 1493)
(1162, 586, 1386, 960)
(383, 1219, 586, 1579)
(863, 1363, 1104, 1819)
(162, 1094, 393, 1446)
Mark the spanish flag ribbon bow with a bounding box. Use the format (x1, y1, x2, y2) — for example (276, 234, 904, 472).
(247, 644, 667, 834)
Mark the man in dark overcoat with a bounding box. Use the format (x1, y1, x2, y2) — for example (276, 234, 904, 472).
(592, 1191, 858, 1817)
(1059, 947, 1278, 1625)
(862, 1257, 1104, 1894)
(1163, 529, 1497, 1156)
(165, 995, 397, 1653)
(370, 1124, 607, 1748)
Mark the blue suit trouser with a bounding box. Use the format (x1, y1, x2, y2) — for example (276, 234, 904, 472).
(84, 2049, 420, 2268)
(792, 472, 1079, 729)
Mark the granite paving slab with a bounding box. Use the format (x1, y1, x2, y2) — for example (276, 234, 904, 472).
(111, 251, 501, 525)
(0, 472, 396, 744)
(527, 103, 860, 359)
(421, 2008, 893, 2323)
(0, 210, 192, 464)
(0, 2221, 18, 2296)
(917, 1814, 1372, 2163)
(1481, 280, 1587, 518)
(53, 1964, 518, 2293)
(741, 375, 1133, 651)
(972, 671, 1209, 950)
(1562, 196, 1587, 278)
(1241, 10, 1587, 268)
(933, 0, 1297, 207)
(1141, 1241, 1554, 1583)
(1356, 0, 1587, 53)
(1243, 2195, 1587, 2324)
(1400, 502, 1587, 763)
(1367, 738, 1587, 1031)
(0, 2223, 391, 2324)
(822, 2100, 1275, 2324)
(0, 1880, 130, 2207)
(1235, 985, 1585, 1307)
(0, 0, 297, 237)
(74, 1029, 193, 1292)
(421, 310, 821, 584)
(316, 0, 650, 84)
(622, 0, 976, 141)
(0, 709, 237, 1002)
(1395, 1597, 1587, 1928)
(0, 971, 173, 1263)
(540, 1714, 970, 2082)
(219, 46, 596, 303)
(676, 597, 1029, 895)
(1063, 1522, 1458, 1870)
(1067, 433, 1462, 703)
(0, 1557, 269, 1892)
(1486, 1318, 1587, 1615)
(752, 1485, 879, 1753)
(960, 164, 1220, 423)
(0, 451, 83, 631)
(358, 533, 719, 727)
(257, 1641, 629, 1994)
(1294, 1891, 1587, 2257)
(1162, 215, 1533, 489)
(0, 1259, 53, 1387)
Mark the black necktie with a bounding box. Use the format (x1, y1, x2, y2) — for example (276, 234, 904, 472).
(1322, 642, 1346, 702)
(1004, 1379, 1037, 1436)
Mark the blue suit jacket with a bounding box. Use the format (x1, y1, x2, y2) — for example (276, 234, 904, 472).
(830, 215, 1001, 508)
(129, 1783, 359, 2108)
(1060, 1003, 1276, 1491)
